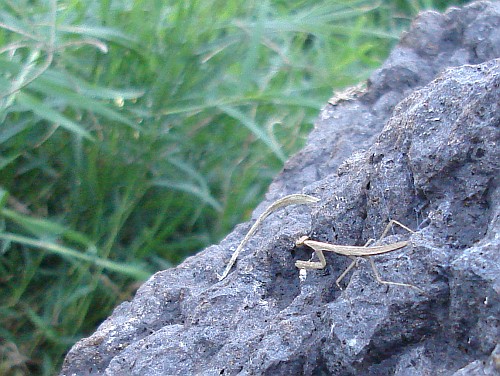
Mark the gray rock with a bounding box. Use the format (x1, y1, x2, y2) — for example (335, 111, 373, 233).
(60, 2, 500, 375)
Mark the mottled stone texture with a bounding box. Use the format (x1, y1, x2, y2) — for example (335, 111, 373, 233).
(61, 2, 500, 375)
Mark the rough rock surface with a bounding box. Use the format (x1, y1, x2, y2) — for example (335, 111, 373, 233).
(61, 2, 500, 375)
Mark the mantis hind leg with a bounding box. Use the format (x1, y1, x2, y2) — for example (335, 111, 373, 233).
(379, 219, 414, 239)
(339, 221, 420, 292)
(368, 256, 424, 293)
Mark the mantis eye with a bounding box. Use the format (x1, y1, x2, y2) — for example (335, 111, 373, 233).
(296, 235, 309, 246)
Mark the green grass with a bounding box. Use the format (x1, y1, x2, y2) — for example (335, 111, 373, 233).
(0, 0, 469, 374)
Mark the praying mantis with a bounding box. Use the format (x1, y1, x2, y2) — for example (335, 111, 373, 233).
(218, 194, 423, 292)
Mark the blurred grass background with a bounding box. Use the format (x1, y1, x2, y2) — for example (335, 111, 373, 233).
(0, 0, 469, 374)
